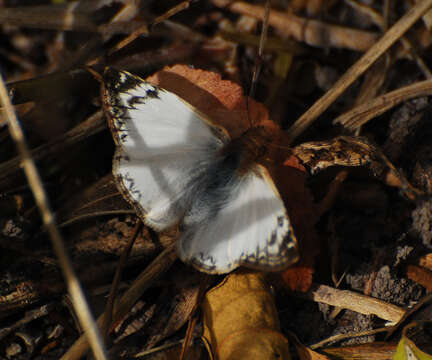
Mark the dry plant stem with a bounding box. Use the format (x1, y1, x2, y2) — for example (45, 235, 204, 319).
(287, 0, 432, 142)
(310, 327, 389, 349)
(103, 23, 149, 59)
(61, 243, 177, 360)
(0, 76, 107, 359)
(249, 0, 270, 99)
(0, 4, 97, 31)
(300, 284, 406, 322)
(151, 0, 192, 28)
(180, 312, 199, 360)
(134, 340, 184, 357)
(180, 274, 212, 359)
(59, 210, 135, 228)
(0, 304, 52, 340)
(212, 0, 378, 51)
(101, 222, 142, 341)
(347, 0, 432, 78)
(334, 78, 432, 130)
(101, 0, 192, 60)
(0, 111, 105, 184)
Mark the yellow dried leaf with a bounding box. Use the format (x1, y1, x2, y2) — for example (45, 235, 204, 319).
(393, 323, 432, 360)
(202, 270, 290, 359)
(393, 337, 432, 360)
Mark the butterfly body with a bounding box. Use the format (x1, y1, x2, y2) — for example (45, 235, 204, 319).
(102, 68, 299, 274)
(219, 126, 275, 174)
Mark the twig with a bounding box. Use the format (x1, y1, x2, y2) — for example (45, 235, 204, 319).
(61, 243, 177, 360)
(103, 0, 192, 59)
(0, 304, 52, 340)
(249, 0, 270, 99)
(333, 79, 432, 130)
(346, 0, 432, 78)
(298, 283, 406, 322)
(310, 327, 389, 349)
(101, 222, 142, 341)
(0, 73, 106, 358)
(286, 0, 432, 142)
(0, 110, 105, 185)
(0, 4, 97, 31)
(212, 0, 378, 51)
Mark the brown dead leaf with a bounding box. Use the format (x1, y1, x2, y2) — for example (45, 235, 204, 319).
(145, 64, 277, 138)
(271, 155, 320, 292)
(147, 65, 319, 291)
(202, 270, 290, 360)
(321, 342, 400, 359)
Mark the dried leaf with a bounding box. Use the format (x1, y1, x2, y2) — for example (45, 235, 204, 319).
(202, 271, 290, 359)
(322, 342, 399, 359)
(273, 155, 319, 292)
(393, 324, 432, 360)
(146, 65, 319, 290)
(145, 64, 276, 138)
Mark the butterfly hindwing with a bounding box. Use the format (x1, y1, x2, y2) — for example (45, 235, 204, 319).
(103, 69, 230, 230)
(177, 164, 298, 273)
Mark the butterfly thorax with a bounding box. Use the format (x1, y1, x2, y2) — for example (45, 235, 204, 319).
(220, 126, 274, 175)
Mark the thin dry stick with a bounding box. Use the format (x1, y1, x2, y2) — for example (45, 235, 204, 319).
(346, 0, 432, 78)
(310, 327, 389, 349)
(300, 284, 406, 322)
(105, 0, 191, 58)
(0, 110, 105, 183)
(333, 78, 432, 130)
(135, 339, 184, 357)
(101, 222, 142, 341)
(0, 76, 107, 358)
(249, 0, 270, 99)
(286, 0, 432, 142)
(61, 243, 177, 360)
(151, 0, 192, 28)
(213, 0, 378, 51)
(180, 274, 212, 360)
(0, 4, 97, 31)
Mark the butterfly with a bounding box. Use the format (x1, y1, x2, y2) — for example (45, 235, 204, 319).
(101, 68, 299, 274)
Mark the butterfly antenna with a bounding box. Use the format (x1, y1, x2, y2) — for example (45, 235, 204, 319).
(248, 0, 270, 128)
(267, 142, 292, 150)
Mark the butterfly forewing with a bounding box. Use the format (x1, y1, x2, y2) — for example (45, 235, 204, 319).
(177, 164, 298, 273)
(103, 69, 229, 230)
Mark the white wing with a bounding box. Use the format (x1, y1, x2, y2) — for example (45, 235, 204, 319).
(177, 164, 299, 273)
(103, 68, 229, 230)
